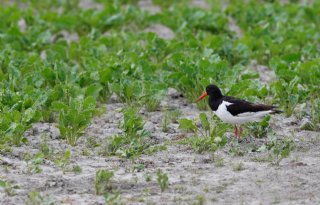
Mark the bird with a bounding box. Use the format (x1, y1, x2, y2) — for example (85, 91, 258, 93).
(196, 84, 282, 138)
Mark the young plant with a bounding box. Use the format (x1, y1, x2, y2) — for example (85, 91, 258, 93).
(27, 191, 56, 205)
(72, 165, 82, 174)
(264, 135, 296, 165)
(156, 169, 169, 192)
(52, 96, 97, 146)
(95, 169, 114, 195)
(104, 108, 155, 158)
(54, 149, 71, 172)
(246, 116, 271, 138)
(161, 109, 181, 132)
(178, 113, 227, 153)
(271, 78, 307, 117)
(0, 179, 19, 196)
(311, 98, 320, 131)
(24, 152, 44, 174)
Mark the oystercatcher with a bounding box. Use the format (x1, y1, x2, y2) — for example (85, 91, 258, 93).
(196, 84, 282, 138)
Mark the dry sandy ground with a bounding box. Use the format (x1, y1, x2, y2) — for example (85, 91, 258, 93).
(1, 88, 320, 205)
(1, 0, 320, 204)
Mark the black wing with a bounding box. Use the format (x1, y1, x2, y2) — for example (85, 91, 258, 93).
(223, 96, 278, 116)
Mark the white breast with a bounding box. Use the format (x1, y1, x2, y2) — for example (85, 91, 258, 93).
(213, 101, 272, 125)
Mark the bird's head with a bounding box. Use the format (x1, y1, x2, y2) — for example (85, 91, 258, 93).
(196, 84, 223, 102)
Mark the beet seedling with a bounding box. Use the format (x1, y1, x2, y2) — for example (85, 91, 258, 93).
(95, 169, 114, 195)
(0, 179, 18, 196)
(105, 108, 157, 158)
(246, 115, 271, 138)
(311, 98, 320, 131)
(156, 169, 169, 192)
(178, 113, 227, 153)
(161, 109, 181, 132)
(52, 96, 97, 146)
(265, 135, 295, 166)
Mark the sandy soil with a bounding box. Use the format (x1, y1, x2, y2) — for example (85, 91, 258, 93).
(1, 88, 320, 205)
(1, 1, 320, 205)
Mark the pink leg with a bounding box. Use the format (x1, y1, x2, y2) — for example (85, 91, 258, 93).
(234, 125, 238, 138)
(239, 127, 243, 138)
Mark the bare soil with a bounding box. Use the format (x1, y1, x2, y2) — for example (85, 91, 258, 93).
(1, 88, 320, 205)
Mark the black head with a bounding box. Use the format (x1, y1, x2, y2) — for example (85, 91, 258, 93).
(205, 84, 223, 97)
(196, 84, 223, 102)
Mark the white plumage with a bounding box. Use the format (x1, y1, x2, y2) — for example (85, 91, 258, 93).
(213, 101, 272, 125)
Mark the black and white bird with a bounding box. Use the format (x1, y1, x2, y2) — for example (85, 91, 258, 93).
(196, 84, 282, 138)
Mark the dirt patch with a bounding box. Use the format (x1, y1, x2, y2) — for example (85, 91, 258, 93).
(191, 0, 210, 10)
(138, 0, 161, 14)
(144, 24, 176, 40)
(250, 60, 277, 84)
(228, 16, 243, 38)
(78, 0, 104, 10)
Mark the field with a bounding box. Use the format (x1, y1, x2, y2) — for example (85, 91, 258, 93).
(0, 0, 320, 204)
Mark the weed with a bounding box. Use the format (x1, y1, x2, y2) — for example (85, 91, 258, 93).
(178, 113, 227, 153)
(103, 108, 163, 158)
(270, 78, 307, 117)
(24, 152, 44, 174)
(86, 136, 101, 148)
(26, 191, 56, 205)
(228, 141, 245, 157)
(214, 155, 225, 167)
(246, 116, 271, 138)
(156, 169, 169, 192)
(145, 174, 152, 182)
(232, 162, 245, 171)
(264, 135, 296, 165)
(0, 179, 19, 196)
(161, 109, 181, 132)
(194, 195, 206, 205)
(95, 169, 114, 195)
(311, 98, 320, 131)
(72, 165, 82, 174)
(104, 192, 124, 205)
(54, 150, 71, 172)
(39, 135, 52, 159)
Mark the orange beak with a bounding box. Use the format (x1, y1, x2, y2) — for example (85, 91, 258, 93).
(196, 92, 208, 102)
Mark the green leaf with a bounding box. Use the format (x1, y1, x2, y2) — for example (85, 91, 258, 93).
(178, 118, 197, 132)
(199, 113, 210, 131)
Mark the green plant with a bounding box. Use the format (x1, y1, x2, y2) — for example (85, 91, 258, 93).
(52, 96, 97, 146)
(156, 169, 169, 192)
(271, 77, 307, 117)
(161, 109, 181, 132)
(246, 116, 271, 138)
(232, 162, 245, 171)
(311, 98, 320, 131)
(72, 165, 82, 174)
(95, 169, 114, 195)
(104, 192, 123, 205)
(263, 135, 296, 165)
(103, 108, 160, 158)
(0, 179, 19, 196)
(26, 191, 56, 205)
(54, 149, 71, 171)
(24, 152, 44, 174)
(178, 113, 227, 153)
(194, 195, 206, 205)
